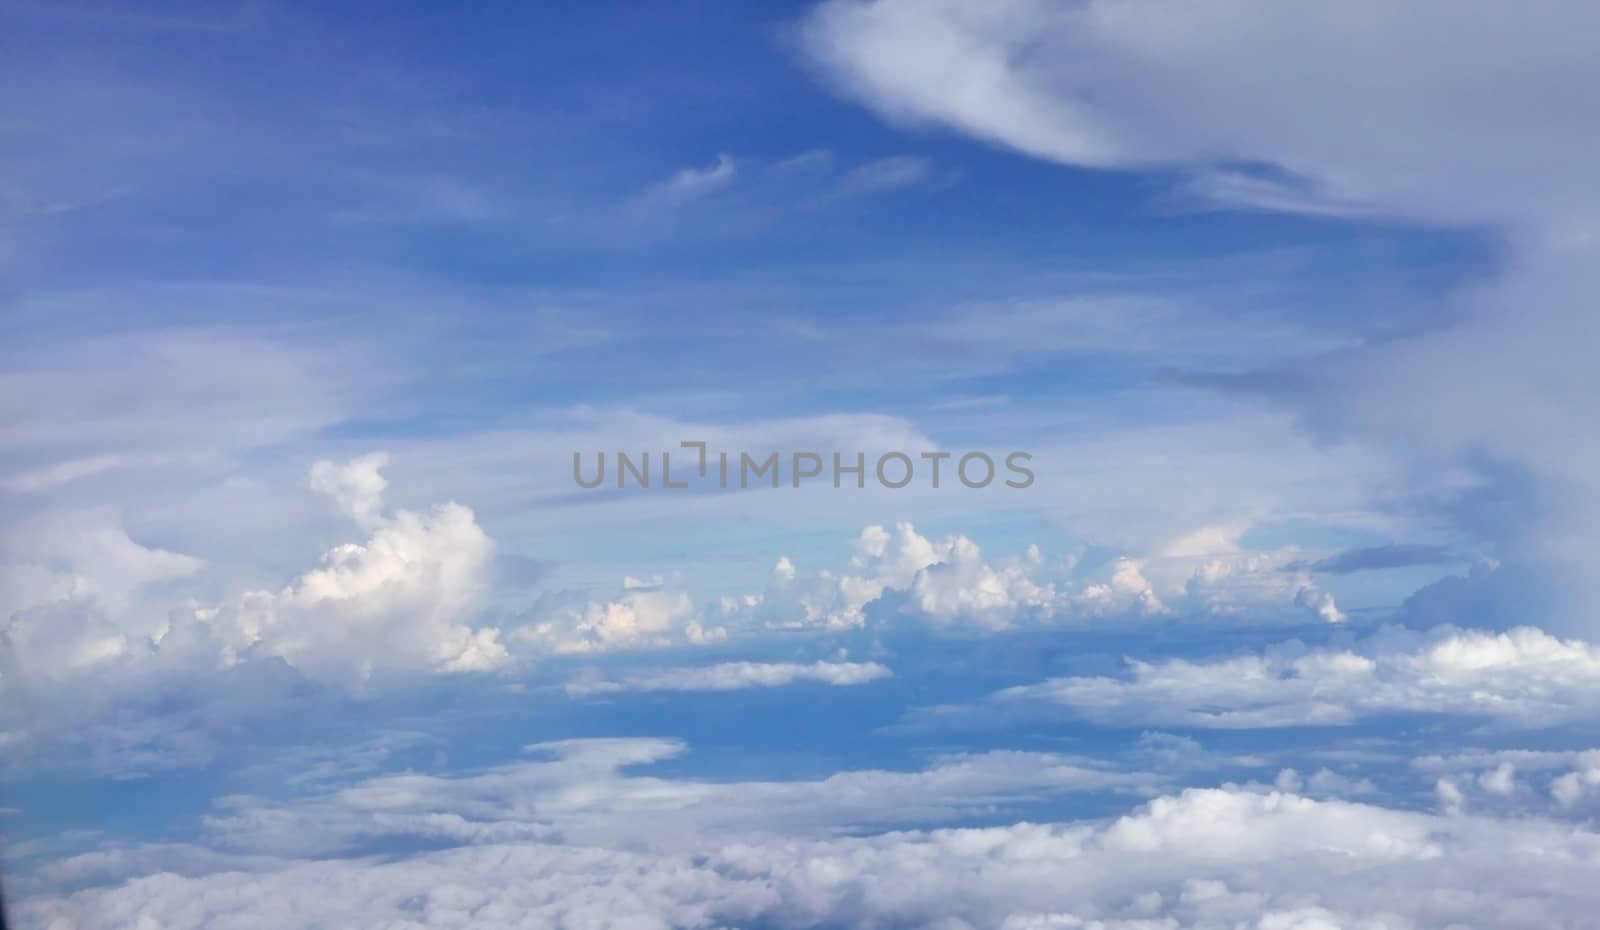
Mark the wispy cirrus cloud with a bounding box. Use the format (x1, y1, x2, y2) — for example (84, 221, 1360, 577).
(1290, 543, 1459, 575)
(564, 659, 891, 695)
(647, 153, 739, 204)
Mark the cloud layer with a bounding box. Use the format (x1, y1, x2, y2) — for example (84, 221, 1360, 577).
(21, 739, 1600, 929)
(1000, 625, 1600, 729)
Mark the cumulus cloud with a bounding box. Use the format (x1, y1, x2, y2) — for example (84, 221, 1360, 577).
(718, 523, 1057, 630)
(1551, 762, 1600, 810)
(221, 472, 507, 679)
(1144, 522, 1344, 624)
(1412, 747, 1600, 816)
(1076, 557, 1168, 618)
(1270, 767, 1376, 800)
(724, 522, 1345, 632)
(307, 451, 389, 527)
(516, 582, 727, 654)
(564, 659, 892, 696)
(998, 625, 1600, 729)
(1079, 523, 1356, 626)
(0, 453, 509, 769)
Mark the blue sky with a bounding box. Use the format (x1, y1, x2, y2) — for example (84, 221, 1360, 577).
(5, 2, 1600, 928)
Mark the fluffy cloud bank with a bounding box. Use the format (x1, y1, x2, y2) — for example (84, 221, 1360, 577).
(724, 523, 1056, 630)
(999, 625, 1600, 729)
(0, 474, 1363, 752)
(1412, 747, 1600, 817)
(2, 453, 507, 691)
(0, 454, 514, 768)
(19, 739, 1600, 929)
(721, 522, 1344, 631)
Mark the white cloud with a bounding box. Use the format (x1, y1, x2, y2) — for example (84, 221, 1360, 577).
(1294, 587, 1346, 625)
(0, 516, 202, 625)
(516, 582, 725, 655)
(307, 451, 389, 527)
(1077, 557, 1168, 617)
(998, 625, 1600, 729)
(1131, 521, 1344, 625)
(801, 0, 1600, 228)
